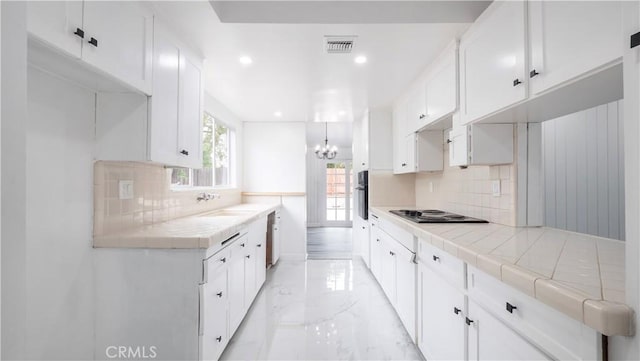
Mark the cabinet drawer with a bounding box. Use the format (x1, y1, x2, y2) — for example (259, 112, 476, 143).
(377, 216, 415, 252)
(467, 265, 599, 360)
(418, 239, 465, 290)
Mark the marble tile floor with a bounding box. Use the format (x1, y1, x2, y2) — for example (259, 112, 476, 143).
(220, 259, 423, 360)
(307, 227, 353, 260)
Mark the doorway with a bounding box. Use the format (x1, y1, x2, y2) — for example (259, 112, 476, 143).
(307, 160, 353, 260)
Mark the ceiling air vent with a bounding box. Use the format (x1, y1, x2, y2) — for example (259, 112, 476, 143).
(324, 36, 357, 54)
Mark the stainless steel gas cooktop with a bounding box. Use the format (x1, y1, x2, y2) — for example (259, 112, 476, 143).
(389, 209, 488, 223)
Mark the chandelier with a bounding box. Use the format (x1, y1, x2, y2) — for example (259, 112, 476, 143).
(315, 122, 338, 160)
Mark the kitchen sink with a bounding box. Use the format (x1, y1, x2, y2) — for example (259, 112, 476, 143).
(197, 209, 255, 218)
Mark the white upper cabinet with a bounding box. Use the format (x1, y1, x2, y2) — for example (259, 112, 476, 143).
(177, 55, 204, 168)
(353, 110, 393, 172)
(424, 42, 458, 127)
(393, 102, 444, 174)
(407, 87, 427, 133)
(528, 1, 623, 95)
(449, 124, 513, 167)
(27, 1, 83, 58)
(459, 1, 527, 125)
(27, 1, 153, 95)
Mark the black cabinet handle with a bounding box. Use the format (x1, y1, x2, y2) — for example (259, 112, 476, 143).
(180, 149, 189, 156)
(432, 255, 440, 262)
(216, 336, 222, 342)
(240, 243, 245, 247)
(446, 139, 452, 144)
(216, 291, 223, 298)
(389, 251, 395, 256)
(465, 317, 474, 326)
(73, 28, 85, 39)
(401, 163, 407, 167)
(513, 78, 522, 86)
(631, 31, 640, 49)
(219, 257, 226, 263)
(419, 114, 426, 119)
(454, 307, 461, 315)
(506, 302, 517, 313)
(246, 255, 251, 259)
(376, 239, 380, 242)
(88, 37, 98, 47)
(362, 162, 365, 166)
(257, 244, 262, 248)
(529, 69, 539, 78)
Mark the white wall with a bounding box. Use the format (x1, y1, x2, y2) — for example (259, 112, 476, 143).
(204, 92, 243, 189)
(24, 67, 96, 359)
(1, 2, 27, 358)
(542, 100, 625, 240)
(243, 122, 307, 260)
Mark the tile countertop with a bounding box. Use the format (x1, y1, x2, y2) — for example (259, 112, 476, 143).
(94, 203, 280, 249)
(370, 206, 633, 337)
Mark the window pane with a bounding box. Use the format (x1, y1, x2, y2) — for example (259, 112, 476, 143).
(195, 112, 214, 187)
(214, 121, 231, 186)
(171, 167, 191, 186)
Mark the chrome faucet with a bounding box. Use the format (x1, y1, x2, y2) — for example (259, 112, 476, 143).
(197, 192, 221, 202)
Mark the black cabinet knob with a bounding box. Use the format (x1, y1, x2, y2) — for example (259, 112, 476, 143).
(401, 163, 407, 167)
(454, 307, 461, 315)
(513, 78, 522, 86)
(73, 28, 85, 39)
(446, 139, 452, 144)
(376, 239, 380, 242)
(506, 302, 517, 313)
(88, 37, 98, 47)
(419, 114, 426, 119)
(240, 243, 245, 247)
(389, 251, 395, 256)
(530, 69, 540, 78)
(257, 244, 262, 248)
(180, 149, 189, 156)
(246, 255, 251, 259)
(216, 336, 222, 342)
(432, 255, 440, 262)
(216, 291, 223, 298)
(465, 317, 474, 326)
(362, 162, 365, 166)
(219, 257, 226, 263)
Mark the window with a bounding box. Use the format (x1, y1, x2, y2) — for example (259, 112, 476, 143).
(171, 112, 235, 188)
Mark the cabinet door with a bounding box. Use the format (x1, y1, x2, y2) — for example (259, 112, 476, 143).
(419, 265, 465, 361)
(370, 232, 383, 283)
(201, 271, 228, 361)
(468, 300, 551, 361)
(448, 126, 469, 167)
(244, 246, 257, 308)
(407, 86, 427, 133)
(148, 23, 180, 166)
(82, 1, 153, 94)
(360, 220, 371, 268)
(254, 223, 267, 290)
(27, 1, 83, 58)
(404, 134, 416, 172)
(395, 247, 416, 341)
(459, 1, 526, 124)
(361, 111, 370, 169)
(178, 54, 204, 168)
(380, 238, 397, 305)
(425, 50, 457, 125)
(392, 102, 408, 174)
(228, 239, 246, 333)
(528, 1, 623, 95)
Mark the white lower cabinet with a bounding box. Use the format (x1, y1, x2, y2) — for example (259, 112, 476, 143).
(467, 299, 551, 361)
(227, 236, 248, 335)
(201, 270, 228, 360)
(418, 264, 465, 361)
(395, 244, 416, 341)
(354, 217, 370, 267)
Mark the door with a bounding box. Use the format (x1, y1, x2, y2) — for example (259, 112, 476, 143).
(27, 1, 83, 58)
(178, 54, 203, 168)
(467, 300, 551, 361)
(82, 1, 153, 94)
(419, 265, 465, 361)
(201, 271, 228, 361)
(528, 1, 623, 95)
(148, 22, 180, 165)
(459, 1, 526, 124)
(324, 161, 353, 226)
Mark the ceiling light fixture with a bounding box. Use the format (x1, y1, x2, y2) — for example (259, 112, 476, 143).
(354, 55, 367, 64)
(239, 56, 253, 65)
(315, 122, 338, 160)
(274, 111, 282, 117)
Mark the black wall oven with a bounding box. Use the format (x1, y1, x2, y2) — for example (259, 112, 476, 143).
(356, 170, 368, 220)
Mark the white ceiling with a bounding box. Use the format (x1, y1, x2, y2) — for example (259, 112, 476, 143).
(151, 1, 482, 123)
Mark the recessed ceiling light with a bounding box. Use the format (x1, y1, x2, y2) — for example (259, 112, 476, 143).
(354, 56, 367, 64)
(239, 56, 253, 65)
(274, 111, 282, 117)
